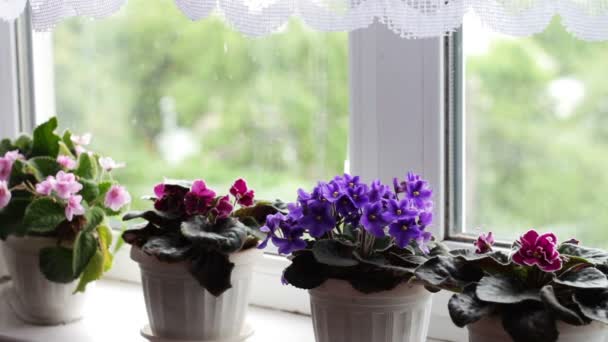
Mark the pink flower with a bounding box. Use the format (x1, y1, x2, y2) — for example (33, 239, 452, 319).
(4, 150, 24, 162)
(36, 176, 56, 196)
(57, 155, 76, 170)
(104, 185, 131, 211)
(0, 157, 12, 181)
(65, 195, 85, 222)
(474, 232, 495, 254)
(213, 195, 234, 219)
(75, 145, 87, 156)
(512, 229, 562, 272)
(54, 171, 83, 199)
(184, 180, 216, 215)
(153, 183, 165, 198)
(229, 179, 255, 206)
(71, 133, 92, 146)
(0, 180, 11, 209)
(99, 157, 126, 172)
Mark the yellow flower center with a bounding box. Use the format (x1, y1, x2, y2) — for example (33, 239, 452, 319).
(396, 209, 402, 215)
(370, 214, 376, 221)
(349, 182, 355, 188)
(333, 191, 340, 197)
(402, 225, 408, 231)
(413, 191, 420, 196)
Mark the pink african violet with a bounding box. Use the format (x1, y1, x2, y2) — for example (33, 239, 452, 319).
(0, 158, 11, 181)
(154, 183, 165, 198)
(105, 185, 131, 211)
(191, 180, 216, 198)
(99, 157, 125, 172)
(230, 178, 255, 206)
(54, 171, 83, 199)
(35, 176, 56, 196)
(184, 180, 217, 215)
(512, 229, 562, 272)
(474, 232, 495, 254)
(214, 195, 234, 219)
(65, 195, 85, 222)
(71, 133, 92, 146)
(0, 180, 11, 209)
(4, 150, 23, 162)
(57, 155, 76, 170)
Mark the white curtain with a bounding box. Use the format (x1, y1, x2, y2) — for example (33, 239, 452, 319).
(1, 0, 608, 40)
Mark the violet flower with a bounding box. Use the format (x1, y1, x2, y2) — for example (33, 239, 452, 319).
(36, 176, 56, 196)
(65, 195, 85, 222)
(321, 181, 345, 203)
(4, 151, 23, 162)
(71, 133, 92, 146)
(184, 180, 216, 215)
(346, 183, 369, 208)
(383, 199, 418, 222)
(299, 201, 336, 237)
(57, 155, 76, 170)
(512, 229, 562, 272)
(238, 190, 255, 207)
(388, 217, 424, 249)
(259, 212, 306, 254)
(105, 185, 131, 211)
(405, 172, 433, 210)
(361, 201, 388, 238)
(0, 180, 11, 209)
(54, 171, 83, 200)
(153, 183, 165, 198)
(368, 179, 389, 202)
(474, 232, 495, 254)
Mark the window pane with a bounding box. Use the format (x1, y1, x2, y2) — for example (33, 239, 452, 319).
(461, 14, 608, 247)
(32, 0, 348, 210)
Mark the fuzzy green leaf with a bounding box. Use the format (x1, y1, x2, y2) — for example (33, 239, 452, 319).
(73, 231, 98, 277)
(181, 216, 248, 254)
(502, 304, 559, 342)
(0, 192, 32, 238)
(80, 179, 100, 203)
(31, 117, 60, 158)
(554, 266, 608, 289)
(311, 239, 359, 267)
(23, 197, 66, 233)
(283, 251, 328, 290)
(28, 156, 61, 180)
(448, 284, 494, 327)
(83, 207, 105, 233)
(414, 255, 483, 291)
(74, 251, 104, 293)
(141, 235, 192, 263)
(189, 251, 234, 296)
(476, 274, 541, 304)
(540, 285, 587, 325)
(559, 243, 608, 265)
(13, 134, 32, 154)
(39, 246, 76, 283)
(573, 289, 608, 324)
(75, 153, 98, 180)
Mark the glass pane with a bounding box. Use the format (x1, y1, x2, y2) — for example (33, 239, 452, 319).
(32, 0, 348, 211)
(462, 14, 608, 247)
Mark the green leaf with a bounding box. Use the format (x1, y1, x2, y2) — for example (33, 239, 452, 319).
(73, 230, 98, 277)
(414, 256, 483, 291)
(283, 251, 328, 290)
(141, 235, 192, 263)
(28, 156, 61, 180)
(311, 239, 358, 267)
(573, 289, 608, 324)
(8, 159, 35, 188)
(122, 223, 161, 248)
(502, 304, 558, 342)
(74, 251, 104, 293)
(0, 139, 16, 156)
(0, 192, 32, 238)
(62, 130, 76, 153)
(476, 274, 541, 304)
(123, 210, 182, 229)
(13, 134, 32, 154)
(554, 266, 608, 289)
(558, 243, 608, 265)
(540, 285, 587, 325)
(181, 216, 248, 254)
(97, 225, 114, 272)
(80, 179, 100, 203)
(83, 207, 105, 233)
(39, 246, 76, 283)
(448, 284, 494, 327)
(189, 251, 234, 296)
(75, 153, 98, 180)
(23, 197, 66, 233)
(31, 117, 60, 158)
(57, 141, 74, 158)
(233, 201, 284, 227)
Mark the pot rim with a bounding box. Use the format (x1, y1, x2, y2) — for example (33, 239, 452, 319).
(130, 245, 263, 270)
(468, 315, 608, 334)
(308, 278, 430, 299)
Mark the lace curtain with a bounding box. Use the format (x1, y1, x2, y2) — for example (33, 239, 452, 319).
(1, 0, 608, 40)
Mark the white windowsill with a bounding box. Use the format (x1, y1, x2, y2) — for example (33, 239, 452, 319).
(0, 279, 450, 342)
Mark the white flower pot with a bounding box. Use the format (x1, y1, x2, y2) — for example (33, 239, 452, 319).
(309, 279, 433, 342)
(1, 235, 88, 325)
(468, 316, 608, 342)
(131, 246, 262, 340)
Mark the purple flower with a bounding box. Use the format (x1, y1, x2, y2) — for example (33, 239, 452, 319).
(299, 201, 336, 237)
(287, 202, 304, 221)
(99, 157, 126, 172)
(383, 199, 418, 222)
(0, 180, 11, 209)
(321, 181, 345, 203)
(474, 232, 495, 254)
(388, 217, 424, 248)
(418, 211, 433, 227)
(36, 176, 56, 196)
(54, 171, 83, 199)
(0, 157, 13, 181)
(213, 195, 233, 219)
(154, 184, 189, 215)
(368, 179, 389, 202)
(184, 180, 216, 215)
(512, 229, 562, 272)
(339, 174, 361, 189)
(361, 202, 388, 238)
(105, 185, 131, 211)
(405, 172, 433, 210)
(65, 195, 85, 222)
(259, 212, 306, 254)
(393, 177, 407, 194)
(57, 155, 76, 170)
(346, 183, 369, 208)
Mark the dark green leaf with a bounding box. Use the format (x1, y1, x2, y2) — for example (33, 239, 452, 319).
(122, 223, 161, 248)
(428, 242, 450, 256)
(311, 239, 358, 267)
(181, 217, 248, 254)
(39, 246, 76, 283)
(414, 255, 483, 291)
(540, 285, 586, 325)
(142, 235, 192, 262)
(83, 207, 105, 233)
(554, 266, 608, 289)
(189, 251, 234, 296)
(31, 117, 60, 158)
(347, 262, 412, 294)
(28, 157, 61, 180)
(573, 289, 608, 323)
(23, 198, 66, 233)
(75, 153, 98, 180)
(74, 250, 104, 293)
(62, 130, 76, 153)
(283, 251, 328, 290)
(0, 192, 32, 238)
(233, 201, 284, 227)
(80, 179, 100, 203)
(123, 210, 182, 229)
(559, 243, 608, 265)
(476, 274, 541, 304)
(448, 284, 494, 327)
(0, 139, 16, 156)
(8, 159, 36, 188)
(72, 231, 98, 277)
(502, 304, 559, 342)
(13, 134, 32, 154)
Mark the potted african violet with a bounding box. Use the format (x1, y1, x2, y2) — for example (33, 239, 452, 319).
(0, 117, 131, 325)
(122, 178, 279, 341)
(416, 229, 608, 342)
(258, 172, 447, 342)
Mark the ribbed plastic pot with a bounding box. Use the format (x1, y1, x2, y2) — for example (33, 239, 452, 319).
(468, 316, 608, 342)
(131, 246, 261, 340)
(1, 235, 88, 325)
(309, 279, 433, 342)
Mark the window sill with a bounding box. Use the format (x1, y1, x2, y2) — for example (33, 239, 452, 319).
(0, 279, 453, 342)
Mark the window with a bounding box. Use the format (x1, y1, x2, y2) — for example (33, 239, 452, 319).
(31, 0, 349, 209)
(452, 13, 608, 248)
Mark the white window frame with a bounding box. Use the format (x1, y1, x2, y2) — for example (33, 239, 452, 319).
(0, 16, 469, 342)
